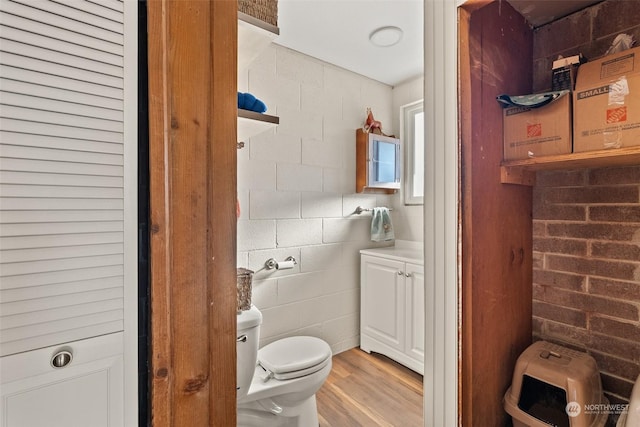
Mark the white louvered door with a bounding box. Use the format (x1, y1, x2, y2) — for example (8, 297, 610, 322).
(0, 0, 137, 425)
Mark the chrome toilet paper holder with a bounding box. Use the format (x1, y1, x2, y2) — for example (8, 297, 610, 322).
(264, 256, 297, 270)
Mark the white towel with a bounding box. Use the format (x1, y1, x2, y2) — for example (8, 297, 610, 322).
(370, 207, 394, 242)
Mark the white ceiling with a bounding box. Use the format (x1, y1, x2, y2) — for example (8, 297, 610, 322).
(275, 0, 423, 86)
(274, 0, 602, 87)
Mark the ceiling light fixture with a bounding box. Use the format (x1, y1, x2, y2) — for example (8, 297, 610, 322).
(369, 26, 403, 47)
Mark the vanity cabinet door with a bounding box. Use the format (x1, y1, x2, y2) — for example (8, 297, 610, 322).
(0, 333, 124, 427)
(360, 252, 425, 374)
(360, 255, 406, 352)
(405, 263, 425, 372)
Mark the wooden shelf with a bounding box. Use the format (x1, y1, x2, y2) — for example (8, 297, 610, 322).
(237, 13, 280, 144)
(501, 146, 640, 185)
(237, 109, 279, 142)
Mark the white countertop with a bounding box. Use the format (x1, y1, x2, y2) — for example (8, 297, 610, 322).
(359, 240, 424, 264)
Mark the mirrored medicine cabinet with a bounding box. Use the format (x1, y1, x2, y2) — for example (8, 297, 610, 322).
(356, 129, 401, 193)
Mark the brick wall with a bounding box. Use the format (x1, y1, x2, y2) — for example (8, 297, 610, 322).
(531, 0, 640, 403)
(532, 167, 640, 402)
(532, 0, 640, 92)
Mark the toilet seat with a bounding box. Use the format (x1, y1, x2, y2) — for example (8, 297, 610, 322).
(258, 336, 332, 381)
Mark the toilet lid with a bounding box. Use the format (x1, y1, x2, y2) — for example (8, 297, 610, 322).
(258, 336, 332, 380)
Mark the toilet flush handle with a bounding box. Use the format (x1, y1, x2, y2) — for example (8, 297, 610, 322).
(237, 334, 247, 343)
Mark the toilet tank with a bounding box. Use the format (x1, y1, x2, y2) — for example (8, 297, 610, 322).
(236, 305, 262, 398)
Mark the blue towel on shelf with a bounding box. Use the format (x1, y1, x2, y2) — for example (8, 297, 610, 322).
(370, 207, 394, 242)
(237, 92, 267, 113)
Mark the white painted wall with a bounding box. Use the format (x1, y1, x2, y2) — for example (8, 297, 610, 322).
(237, 44, 395, 354)
(391, 76, 424, 242)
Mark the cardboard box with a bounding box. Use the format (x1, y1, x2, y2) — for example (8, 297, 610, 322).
(551, 54, 583, 92)
(573, 46, 640, 152)
(552, 66, 578, 92)
(503, 93, 572, 161)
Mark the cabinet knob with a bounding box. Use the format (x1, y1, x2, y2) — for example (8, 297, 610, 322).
(405, 273, 412, 278)
(397, 271, 403, 275)
(51, 350, 73, 368)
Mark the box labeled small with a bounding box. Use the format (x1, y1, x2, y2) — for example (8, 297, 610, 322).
(573, 46, 640, 152)
(501, 92, 572, 161)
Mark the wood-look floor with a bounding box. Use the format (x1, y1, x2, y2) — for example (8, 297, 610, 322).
(317, 348, 423, 427)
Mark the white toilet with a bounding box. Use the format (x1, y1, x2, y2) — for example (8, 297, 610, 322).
(617, 374, 640, 427)
(236, 305, 332, 427)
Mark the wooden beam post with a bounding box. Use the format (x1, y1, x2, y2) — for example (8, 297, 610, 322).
(147, 1, 237, 425)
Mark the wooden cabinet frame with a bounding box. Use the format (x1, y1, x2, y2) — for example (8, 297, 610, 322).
(147, 1, 237, 425)
(458, 1, 534, 425)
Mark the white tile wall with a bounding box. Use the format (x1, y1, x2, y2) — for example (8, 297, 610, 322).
(249, 71, 300, 113)
(323, 65, 362, 99)
(251, 278, 278, 309)
(237, 159, 276, 191)
(250, 190, 300, 219)
(276, 48, 323, 88)
(237, 251, 249, 268)
(298, 289, 359, 326)
(250, 47, 276, 76)
(276, 163, 323, 192)
(322, 218, 371, 243)
(300, 192, 342, 218)
(238, 44, 395, 354)
(321, 168, 342, 193)
(276, 219, 322, 247)
(299, 243, 344, 272)
(322, 264, 360, 295)
(323, 313, 360, 344)
(237, 220, 276, 251)
(277, 271, 326, 305)
(259, 303, 301, 338)
(250, 130, 301, 164)
(300, 85, 342, 121)
(276, 107, 323, 140)
(301, 137, 342, 169)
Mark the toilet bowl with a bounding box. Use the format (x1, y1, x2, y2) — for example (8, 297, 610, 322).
(236, 306, 332, 427)
(616, 374, 640, 427)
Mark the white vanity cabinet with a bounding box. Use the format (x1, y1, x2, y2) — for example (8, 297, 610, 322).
(360, 243, 424, 374)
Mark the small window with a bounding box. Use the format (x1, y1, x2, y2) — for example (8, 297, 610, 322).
(403, 101, 424, 205)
